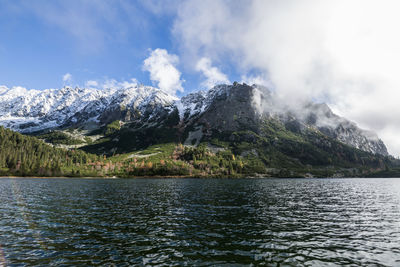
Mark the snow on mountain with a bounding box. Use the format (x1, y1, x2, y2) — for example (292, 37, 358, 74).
(177, 84, 235, 121)
(0, 84, 176, 132)
(0, 82, 389, 155)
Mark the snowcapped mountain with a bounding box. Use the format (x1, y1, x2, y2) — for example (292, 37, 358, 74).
(0, 84, 177, 132)
(0, 82, 389, 156)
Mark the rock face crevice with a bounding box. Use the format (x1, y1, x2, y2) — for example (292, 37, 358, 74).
(0, 83, 388, 156)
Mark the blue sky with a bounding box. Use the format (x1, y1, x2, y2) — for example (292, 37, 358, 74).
(0, 0, 240, 96)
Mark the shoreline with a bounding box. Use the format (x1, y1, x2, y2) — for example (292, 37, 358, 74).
(0, 176, 114, 179)
(0, 175, 397, 179)
(0, 175, 221, 179)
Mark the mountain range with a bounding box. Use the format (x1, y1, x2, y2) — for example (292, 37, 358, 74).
(0, 82, 388, 155)
(0, 82, 398, 178)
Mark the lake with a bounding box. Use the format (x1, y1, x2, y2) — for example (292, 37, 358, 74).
(0, 178, 399, 266)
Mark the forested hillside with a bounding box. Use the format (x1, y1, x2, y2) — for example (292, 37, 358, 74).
(0, 127, 102, 176)
(0, 126, 251, 177)
(1, 121, 400, 178)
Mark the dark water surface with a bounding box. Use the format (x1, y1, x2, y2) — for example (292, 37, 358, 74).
(1, 178, 400, 266)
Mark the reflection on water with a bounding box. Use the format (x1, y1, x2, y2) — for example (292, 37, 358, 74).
(1, 178, 400, 266)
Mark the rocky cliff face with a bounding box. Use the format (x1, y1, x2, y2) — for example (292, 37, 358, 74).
(179, 84, 260, 132)
(178, 83, 389, 156)
(0, 83, 389, 156)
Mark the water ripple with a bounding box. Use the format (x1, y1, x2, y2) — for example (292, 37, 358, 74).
(0, 178, 400, 266)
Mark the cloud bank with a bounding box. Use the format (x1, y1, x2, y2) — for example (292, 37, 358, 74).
(143, 48, 184, 96)
(172, 0, 400, 156)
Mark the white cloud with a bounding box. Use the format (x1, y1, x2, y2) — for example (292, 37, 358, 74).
(102, 78, 138, 89)
(195, 57, 229, 89)
(85, 78, 138, 90)
(62, 73, 72, 85)
(85, 80, 98, 88)
(118, 78, 139, 89)
(172, 0, 400, 156)
(240, 74, 272, 88)
(143, 48, 184, 95)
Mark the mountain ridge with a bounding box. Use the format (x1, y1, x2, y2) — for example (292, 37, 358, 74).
(0, 83, 389, 156)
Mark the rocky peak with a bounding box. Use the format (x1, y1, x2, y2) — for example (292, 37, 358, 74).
(180, 83, 389, 156)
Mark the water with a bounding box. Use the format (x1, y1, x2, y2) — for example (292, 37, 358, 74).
(0, 178, 400, 266)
